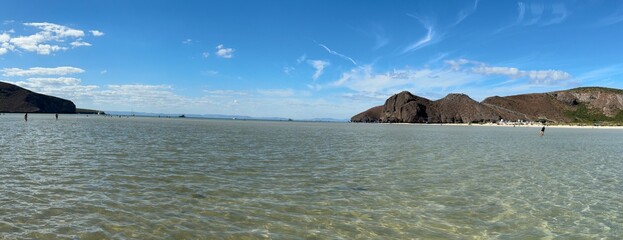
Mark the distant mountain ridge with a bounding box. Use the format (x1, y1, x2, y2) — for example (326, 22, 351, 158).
(352, 87, 623, 124)
(0, 81, 76, 113)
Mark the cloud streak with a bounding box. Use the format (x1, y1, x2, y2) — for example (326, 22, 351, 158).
(1, 66, 85, 77)
(453, 0, 479, 26)
(308, 60, 329, 80)
(598, 5, 623, 26)
(317, 43, 357, 65)
(402, 15, 439, 54)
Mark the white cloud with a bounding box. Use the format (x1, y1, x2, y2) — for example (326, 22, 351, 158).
(24, 77, 81, 86)
(70, 40, 91, 48)
(516, 2, 526, 24)
(202, 52, 210, 58)
(90, 30, 104, 37)
(472, 66, 522, 77)
(0, 33, 13, 54)
(402, 15, 440, 54)
(257, 89, 296, 97)
(215, 44, 234, 58)
(331, 65, 474, 95)
(0, 32, 10, 42)
(308, 60, 329, 80)
(509, 2, 569, 28)
(453, 0, 479, 26)
(201, 70, 219, 76)
(203, 89, 249, 96)
(318, 43, 357, 65)
(447, 59, 572, 84)
(182, 38, 192, 45)
(25, 22, 84, 38)
(7, 77, 98, 101)
(296, 54, 307, 64)
(1, 66, 85, 77)
(283, 66, 295, 75)
(0, 22, 98, 55)
(542, 3, 568, 26)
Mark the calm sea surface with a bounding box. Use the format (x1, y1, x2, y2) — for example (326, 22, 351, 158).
(1, 114, 622, 239)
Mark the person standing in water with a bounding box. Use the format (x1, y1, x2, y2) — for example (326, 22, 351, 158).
(540, 126, 545, 137)
(24, 113, 28, 122)
(55, 113, 58, 120)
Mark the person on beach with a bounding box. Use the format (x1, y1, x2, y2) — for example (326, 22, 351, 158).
(24, 113, 28, 122)
(540, 126, 545, 137)
(55, 113, 58, 120)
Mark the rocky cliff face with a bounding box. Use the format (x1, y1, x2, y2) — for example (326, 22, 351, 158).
(352, 87, 623, 123)
(430, 94, 499, 123)
(481, 93, 572, 122)
(351, 105, 383, 123)
(0, 81, 76, 113)
(550, 88, 623, 117)
(380, 91, 432, 123)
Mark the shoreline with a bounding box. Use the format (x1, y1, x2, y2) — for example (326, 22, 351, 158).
(386, 122, 623, 129)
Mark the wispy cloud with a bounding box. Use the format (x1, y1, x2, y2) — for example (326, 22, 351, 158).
(597, 5, 623, 26)
(90, 30, 104, 37)
(317, 43, 357, 65)
(182, 38, 193, 45)
(516, 2, 527, 24)
(496, 2, 570, 33)
(329, 64, 484, 101)
(257, 89, 296, 97)
(297, 54, 307, 64)
(327, 58, 581, 103)
(402, 15, 440, 54)
(70, 40, 91, 48)
(542, 3, 568, 26)
(453, 0, 479, 26)
(573, 64, 623, 84)
(308, 60, 329, 80)
(215, 44, 234, 58)
(371, 24, 390, 50)
(283, 66, 295, 75)
(524, 3, 545, 25)
(1, 66, 84, 77)
(445, 59, 573, 85)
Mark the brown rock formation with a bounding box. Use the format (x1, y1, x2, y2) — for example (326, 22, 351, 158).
(352, 87, 623, 124)
(0, 81, 76, 113)
(380, 91, 432, 123)
(351, 105, 383, 122)
(481, 93, 571, 122)
(429, 93, 500, 123)
(550, 87, 623, 117)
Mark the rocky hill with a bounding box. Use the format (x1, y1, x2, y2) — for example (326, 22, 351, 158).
(351, 87, 623, 124)
(0, 81, 76, 113)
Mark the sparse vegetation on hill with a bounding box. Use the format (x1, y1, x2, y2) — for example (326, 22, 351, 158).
(565, 103, 623, 125)
(568, 87, 623, 94)
(352, 87, 623, 124)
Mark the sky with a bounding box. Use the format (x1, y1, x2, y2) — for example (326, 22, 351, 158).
(1, 0, 622, 119)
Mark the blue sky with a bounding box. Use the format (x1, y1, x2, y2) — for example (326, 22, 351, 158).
(1, 0, 622, 119)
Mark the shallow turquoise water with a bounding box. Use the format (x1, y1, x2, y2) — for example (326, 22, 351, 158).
(1, 114, 622, 239)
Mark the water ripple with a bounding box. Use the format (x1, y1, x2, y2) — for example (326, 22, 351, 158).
(1, 114, 623, 238)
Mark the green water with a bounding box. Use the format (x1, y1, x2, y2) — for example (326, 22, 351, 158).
(1, 114, 622, 239)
